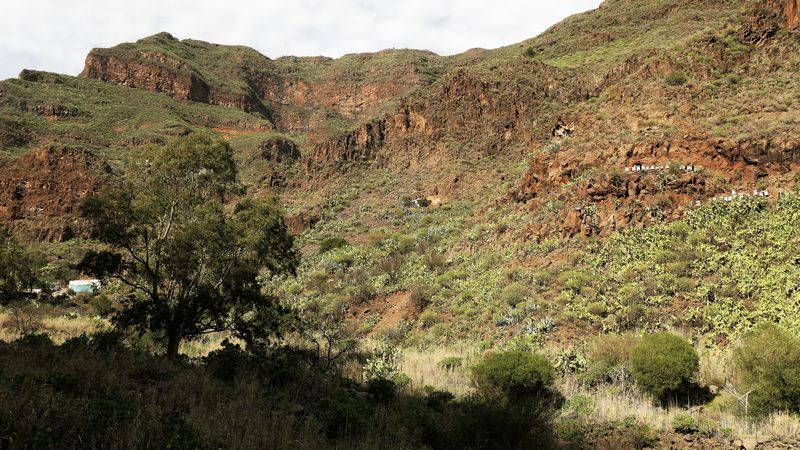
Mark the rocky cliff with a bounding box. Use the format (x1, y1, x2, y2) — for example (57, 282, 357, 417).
(0, 147, 110, 241)
(765, 0, 800, 27)
(80, 34, 443, 136)
(3, 0, 800, 242)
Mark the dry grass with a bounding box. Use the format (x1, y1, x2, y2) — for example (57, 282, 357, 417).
(398, 344, 476, 396)
(559, 377, 800, 441)
(180, 332, 238, 358)
(0, 309, 109, 344)
(5, 306, 798, 445)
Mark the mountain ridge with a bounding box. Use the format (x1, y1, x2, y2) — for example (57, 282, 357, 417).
(1, 0, 798, 242)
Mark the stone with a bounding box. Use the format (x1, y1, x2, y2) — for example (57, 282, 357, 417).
(742, 436, 759, 449)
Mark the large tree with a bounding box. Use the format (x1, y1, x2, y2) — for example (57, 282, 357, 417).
(0, 228, 39, 302)
(82, 134, 298, 358)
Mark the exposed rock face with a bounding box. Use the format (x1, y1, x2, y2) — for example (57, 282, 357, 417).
(258, 72, 429, 133)
(0, 147, 109, 241)
(764, 0, 800, 27)
(250, 137, 302, 188)
(306, 63, 594, 171)
(509, 137, 800, 239)
(81, 40, 271, 118)
(79, 36, 436, 134)
(258, 137, 301, 164)
(82, 52, 210, 102)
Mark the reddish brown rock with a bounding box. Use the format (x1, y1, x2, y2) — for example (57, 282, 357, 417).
(0, 146, 110, 241)
(81, 52, 210, 102)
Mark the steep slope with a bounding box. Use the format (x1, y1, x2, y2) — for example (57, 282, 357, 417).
(0, 146, 109, 241)
(80, 32, 448, 134)
(2, 0, 799, 245)
(506, 0, 800, 239)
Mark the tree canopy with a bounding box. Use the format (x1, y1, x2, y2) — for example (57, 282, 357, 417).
(0, 228, 39, 302)
(82, 133, 298, 358)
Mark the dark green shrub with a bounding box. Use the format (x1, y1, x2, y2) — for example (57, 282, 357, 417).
(471, 351, 555, 402)
(438, 356, 464, 371)
(442, 398, 556, 450)
(630, 333, 699, 400)
(567, 394, 594, 417)
(203, 340, 249, 383)
(672, 413, 699, 434)
(671, 413, 715, 437)
(319, 237, 349, 254)
(665, 71, 688, 86)
(367, 378, 397, 403)
(734, 324, 800, 416)
(425, 388, 455, 410)
(89, 293, 114, 317)
(524, 46, 537, 58)
(586, 301, 609, 317)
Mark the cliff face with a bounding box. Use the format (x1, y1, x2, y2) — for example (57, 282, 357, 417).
(0, 147, 110, 242)
(81, 52, 210, 102)
(509, 136, 800, 239)
(81, 51, 272, 117)
(764, 0, 800, 27)
(306, 62, 595, 171)
(80, 35, 441, 135)
(5, 0, 800, 242)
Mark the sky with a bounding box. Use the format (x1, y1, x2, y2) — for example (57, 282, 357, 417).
(0, 0, 602, 80)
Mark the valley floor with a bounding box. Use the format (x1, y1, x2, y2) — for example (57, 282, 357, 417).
(1, 303, 798, 450)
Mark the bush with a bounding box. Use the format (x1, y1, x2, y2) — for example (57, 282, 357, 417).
(378, 253, 405, 282)
(409, 285, 432, 311)
(422, 251, 447, 272)
(630, 333, 699, 400)
(438, 356, 464, 371)
(363, 341, 400, 382)
(471, 351, 555, 402)
(89, 293, 114, 317)
(665, 71, 688, 86)
(734, 324, 800, 416)
(500, 283, 528, 307)
(366, 378, 397, 403)
(672, 413, 699, 434)
(396, 235, 416, 254)
(319, 237, 348, 254)
(672, 413, 715, 437)
(523, 46, 537, 58)
(582, 333, 638, 385)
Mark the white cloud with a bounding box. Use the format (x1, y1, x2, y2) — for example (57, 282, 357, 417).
(0, 0, 602, 80)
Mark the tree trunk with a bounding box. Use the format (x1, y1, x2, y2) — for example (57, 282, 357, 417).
(166, 326, 182, 360)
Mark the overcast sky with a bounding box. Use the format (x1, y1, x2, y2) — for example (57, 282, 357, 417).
(1, 1, 602, 80)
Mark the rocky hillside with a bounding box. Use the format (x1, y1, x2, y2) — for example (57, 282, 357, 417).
(0, 0, 798, 242)
(0, 146, 109, 241)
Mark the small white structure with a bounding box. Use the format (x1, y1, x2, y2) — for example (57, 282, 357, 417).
(68, 279, 101, 294)
(715, 189, 770, 202)
(624, 163, 703, 174)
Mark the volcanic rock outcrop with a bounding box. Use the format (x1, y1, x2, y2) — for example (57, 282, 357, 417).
(0, 147, 109, 241)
